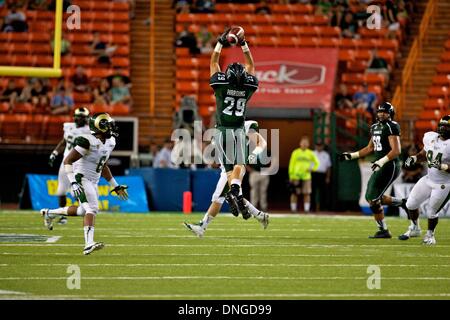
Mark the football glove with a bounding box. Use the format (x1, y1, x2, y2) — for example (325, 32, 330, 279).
(217, 27, 231, 47)
(371, 162, 382, 172)
(48, 151, 58, 167)
(110, 185, 129, 201)
(338, 152, 352, 161)
(404, 156, 416, 168)
(71, 182, 86, 200)
(238, 37, 247, 47)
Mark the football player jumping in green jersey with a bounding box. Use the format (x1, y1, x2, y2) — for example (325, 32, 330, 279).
(209, 28, 260, 220)
(339, 102, 408, 238)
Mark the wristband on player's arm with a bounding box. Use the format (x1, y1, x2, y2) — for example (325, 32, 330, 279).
(64, 164, 76, 184)
(108, 177, 119, 188)
(241, 42, 249, 52)
(441, 163, 449, 171)
(350, 151, 360, 160)
(51, 150, 58, 157)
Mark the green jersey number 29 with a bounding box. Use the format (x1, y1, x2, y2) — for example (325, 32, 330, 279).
(222, 97, 246, 117)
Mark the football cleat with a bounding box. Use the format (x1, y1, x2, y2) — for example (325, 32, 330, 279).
(422, 231, 436, 246)
(369, 229, 392, 239)
(225, 192, 240, 217)
(83, 242, 105, 255)
(255, 211, 269, 229)
(40, 208, 54, 231)
(183, 222, 204, 238)
(57, 216, 68, 225)
(398, 225, 421, 240)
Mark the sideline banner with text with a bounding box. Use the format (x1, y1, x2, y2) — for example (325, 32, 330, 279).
(223, 47, 339, 112)
(26, 174, 149, 213)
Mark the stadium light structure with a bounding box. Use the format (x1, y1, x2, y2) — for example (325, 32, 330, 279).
(0, 0, 63, 77)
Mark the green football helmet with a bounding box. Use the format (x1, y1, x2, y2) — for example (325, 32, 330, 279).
(89, 112, 118, 138)
(73, 107, 89, 128)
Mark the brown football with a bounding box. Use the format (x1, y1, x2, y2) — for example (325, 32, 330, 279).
(226, 26, 245, 46)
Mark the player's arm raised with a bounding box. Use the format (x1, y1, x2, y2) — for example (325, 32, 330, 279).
(210, 28, 230, 76)
(102, 165, 128, 200)
(240, 38, 255, 76)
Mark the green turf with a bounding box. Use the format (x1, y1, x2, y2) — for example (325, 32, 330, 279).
(0, 210, 450, 300)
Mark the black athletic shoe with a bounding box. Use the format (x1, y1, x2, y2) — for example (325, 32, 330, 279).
(400, 198, 409, 213)
(225, 192, 240, 217)
(236, 195, 251, 220)
(368, 229, 392, 239)
(398, 234, 410, 241)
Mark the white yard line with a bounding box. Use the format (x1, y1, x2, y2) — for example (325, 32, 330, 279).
(1, 263, 447, 268)
(1, 276, 450, 281)
(0, 289, 26, 295)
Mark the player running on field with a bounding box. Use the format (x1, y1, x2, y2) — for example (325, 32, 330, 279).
(40, 113, 128, 255)
(399, 115, 450, 245)
(339, 102, 408, 238)
(48, 107, 90, 225)
(184, 120, 269, 238)
(210, 27, 259, 220)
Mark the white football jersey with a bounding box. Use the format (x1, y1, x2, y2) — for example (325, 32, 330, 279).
(73, 134, 116, 184)
(423, 131, 450, 184)
(62, 123, 91, 157)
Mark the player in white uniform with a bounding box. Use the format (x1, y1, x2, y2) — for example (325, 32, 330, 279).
(184, 120, 269, 237)
(41, 113, 129, 255)
(399, 115, 450, 245)
(48, 107, 91, 225)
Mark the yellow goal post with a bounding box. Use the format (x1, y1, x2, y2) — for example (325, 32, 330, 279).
(0, 0, 63, 77)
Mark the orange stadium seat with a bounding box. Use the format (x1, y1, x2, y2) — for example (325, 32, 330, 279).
(428, 86, 450, 98)
(110, 103, 130, 116)
(432, 75, 450, 86)
(347, 60, 368, 73)
(0, 114, 26, 140)
(444, 40, 450, 51)
(44, 115, 71, 140)
(419, 110, 444, 121)
(423, 98, 447, 110)
(8, 33, 29, 43)
(0, 102, 10, 113)
(436, 64, 450, 74)
(176, 48, 190, 58)
(111, 57, 130, 68)
(176, 70, 199, 81)
(90, 103, 110, 114)
(30, 33, 51, 43)
(73, 92, 92, 104)
(440, 51, 450, 63)
(177, 82, 199, 94)
(23, 114, 46, 140)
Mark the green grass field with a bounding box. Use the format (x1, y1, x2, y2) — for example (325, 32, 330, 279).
(1, 210, 450, 300)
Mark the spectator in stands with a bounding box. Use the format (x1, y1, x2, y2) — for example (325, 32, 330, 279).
(366, 49, 391, 87)
(51, 31, 71, 56)
(173, 0, 192, 14)
(90, 32, 117, 66)
(340, 11, 359, 39)
(352, 83, 377, 115)
(30, 78, 50, 111)
(0, 79, 21, 111)
(175, 24, 200, 55)
(330, 1, 347, 27)
(50, 86, 75, 114)
(196, 24, 214, 54)
(193, 0, 215, 13)
(315, 0, 333, 17)
(402, 145, 424, 183)
(28, 0, 51, 10)
(335, 83, 353, 110)
(93, 79, 110, 105)
(70, 65, 90, 93)
(255, 0, 271, 15)
(50, 86, 74, 114)
(109, 77, 131, 106)
(397, 0, 410, 26)
(106, 68, 131, 90)
(153, 139, 175, 168)
(2, 5, 28, 32)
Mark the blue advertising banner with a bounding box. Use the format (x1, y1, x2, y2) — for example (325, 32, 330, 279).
(26, 174, 149, 213)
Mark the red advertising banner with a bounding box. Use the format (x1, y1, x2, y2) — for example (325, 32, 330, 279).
(222, 47, 338, 112)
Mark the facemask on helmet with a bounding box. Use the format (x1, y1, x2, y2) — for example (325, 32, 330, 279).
(73, 107, 89, 128)
(376, 102, 395, 122)
(89, 112, 119, 138)
(437, 115, 450, 140)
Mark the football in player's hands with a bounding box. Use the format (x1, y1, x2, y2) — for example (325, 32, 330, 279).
(226, 26, 245, 46)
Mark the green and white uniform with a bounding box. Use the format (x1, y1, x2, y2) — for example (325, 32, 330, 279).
(72, 134, 116, 214)
(210, 71, 259, 171)
(365, 120, 401, 202)
(56, 123, 90, 196)
(406, 131, 450, 218)
(211, 121, 260, 204)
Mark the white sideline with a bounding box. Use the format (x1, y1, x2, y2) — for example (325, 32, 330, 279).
(2, 243, 450, 247)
